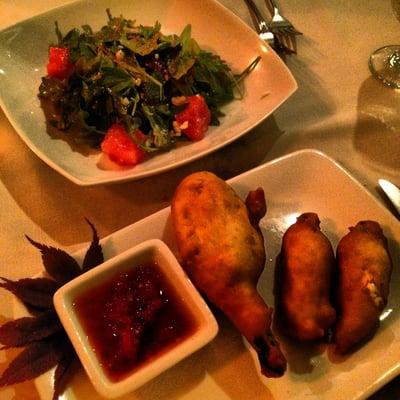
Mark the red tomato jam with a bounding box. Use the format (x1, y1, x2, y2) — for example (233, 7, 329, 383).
(73, 261, 197, 382)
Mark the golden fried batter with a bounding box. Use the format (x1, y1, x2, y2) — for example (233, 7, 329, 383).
(333, 220, 393, 354)
(171, 171, 286, 377)
(277, 213, 336, 341)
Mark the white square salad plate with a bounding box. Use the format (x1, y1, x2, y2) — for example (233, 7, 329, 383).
(13, 149, 400, 399)
(0, 0, 297, 186)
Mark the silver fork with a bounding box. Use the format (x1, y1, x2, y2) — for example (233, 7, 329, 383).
(243, 0, 294, 53)
(267, 0, 302, 35)
(243, 0, 275, 48)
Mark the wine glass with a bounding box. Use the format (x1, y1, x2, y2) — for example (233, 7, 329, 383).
(369, 45, 400, 88)
(369, 1, 400, 88)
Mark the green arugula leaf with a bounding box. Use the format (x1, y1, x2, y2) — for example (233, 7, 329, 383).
(193, 51, 235, 105)
(139, 21, 161, 39)
(159, 33, 180, 49)
(120, 22, 161, 56)
(142, 104, 173, 150)
(100, 66, 135, 94)
(168, 24, 200, 80)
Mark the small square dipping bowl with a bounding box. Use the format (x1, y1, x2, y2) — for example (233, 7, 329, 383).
(53, 239, 218, 398)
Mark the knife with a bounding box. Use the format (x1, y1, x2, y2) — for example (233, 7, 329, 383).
(378, 179, 400, 216)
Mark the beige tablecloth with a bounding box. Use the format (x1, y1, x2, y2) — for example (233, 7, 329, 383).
(0, 0, 399, 399)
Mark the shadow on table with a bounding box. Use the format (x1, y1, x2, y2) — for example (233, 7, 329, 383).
(353, 75, 400, 174)
(0, 108, 283, 246)
(282, 34, 337, 127)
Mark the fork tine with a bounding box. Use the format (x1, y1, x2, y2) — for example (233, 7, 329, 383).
(278, 26, 302, 37)
(286, 34, 298, 53)
(287, 26, 303, 35)
(276, 32, 297, 54)
(284, 38, 297, 54)
(282, 26, 297, 35)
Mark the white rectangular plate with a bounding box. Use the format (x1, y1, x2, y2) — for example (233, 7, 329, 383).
(23, 149, 400, 399)
(0, 0, 296, 186)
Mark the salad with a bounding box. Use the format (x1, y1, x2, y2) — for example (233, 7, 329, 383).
(39, 10, 259, 166)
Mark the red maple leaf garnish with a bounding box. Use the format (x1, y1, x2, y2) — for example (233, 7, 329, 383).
(0, 219, 104, 399)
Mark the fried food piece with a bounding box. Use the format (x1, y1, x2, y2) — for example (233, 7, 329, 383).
(277, 213, 336, 341)
(171, 171, 286, 377)
(333, 220, 393, 354)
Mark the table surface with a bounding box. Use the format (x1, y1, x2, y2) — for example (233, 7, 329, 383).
(0, 0, 399, 399)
